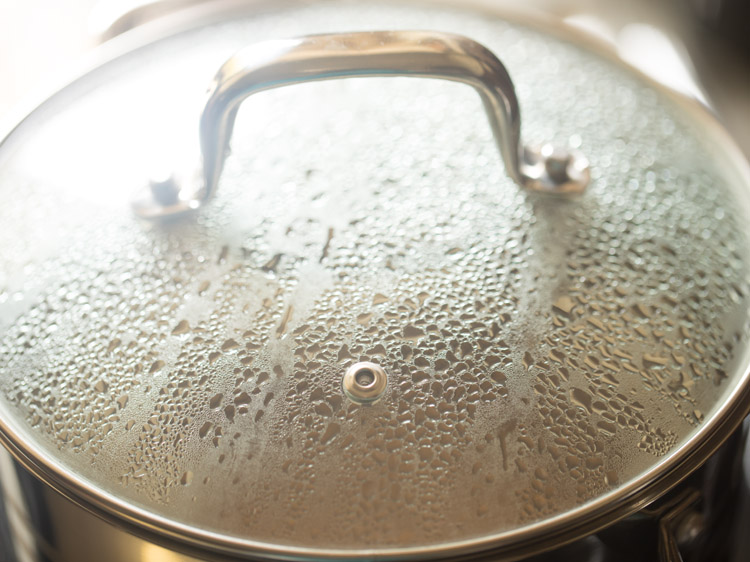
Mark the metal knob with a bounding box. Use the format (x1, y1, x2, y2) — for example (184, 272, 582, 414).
(342, 362, 388, 404)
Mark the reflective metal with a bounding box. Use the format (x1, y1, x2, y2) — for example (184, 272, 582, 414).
(656, 488, 700, 562)
(342, 362, 388, 404)
(132, 30, 589, 219)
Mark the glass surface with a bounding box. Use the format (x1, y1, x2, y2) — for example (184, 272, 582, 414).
(0, 0, 749, 554)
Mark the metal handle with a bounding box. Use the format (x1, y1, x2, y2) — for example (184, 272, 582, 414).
(133, 30, 590, 219)
(657, 488, 704, 562)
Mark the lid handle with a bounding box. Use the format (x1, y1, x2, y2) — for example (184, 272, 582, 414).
(133, 30, 590, 219)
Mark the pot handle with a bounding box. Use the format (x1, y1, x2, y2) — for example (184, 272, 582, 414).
(133, 30, 590, 219)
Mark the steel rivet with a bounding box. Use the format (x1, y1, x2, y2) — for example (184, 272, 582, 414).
(149, 171, 181, 206)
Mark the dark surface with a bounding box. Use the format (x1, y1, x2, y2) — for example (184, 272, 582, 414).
(688, 0, 750, 58)
(0, 476, 17, 562)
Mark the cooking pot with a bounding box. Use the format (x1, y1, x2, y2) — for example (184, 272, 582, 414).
(1, 1, 749, 561)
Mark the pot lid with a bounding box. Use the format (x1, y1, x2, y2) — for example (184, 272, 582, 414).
(1, 1, 750, 559)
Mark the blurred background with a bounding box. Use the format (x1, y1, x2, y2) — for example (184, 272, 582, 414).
(0, 0, 748, 155)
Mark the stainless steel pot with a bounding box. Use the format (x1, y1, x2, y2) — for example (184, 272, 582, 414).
(1, 1, 749, 561)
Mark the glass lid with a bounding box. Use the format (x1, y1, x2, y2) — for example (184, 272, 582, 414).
(0, 1, 749, 559)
